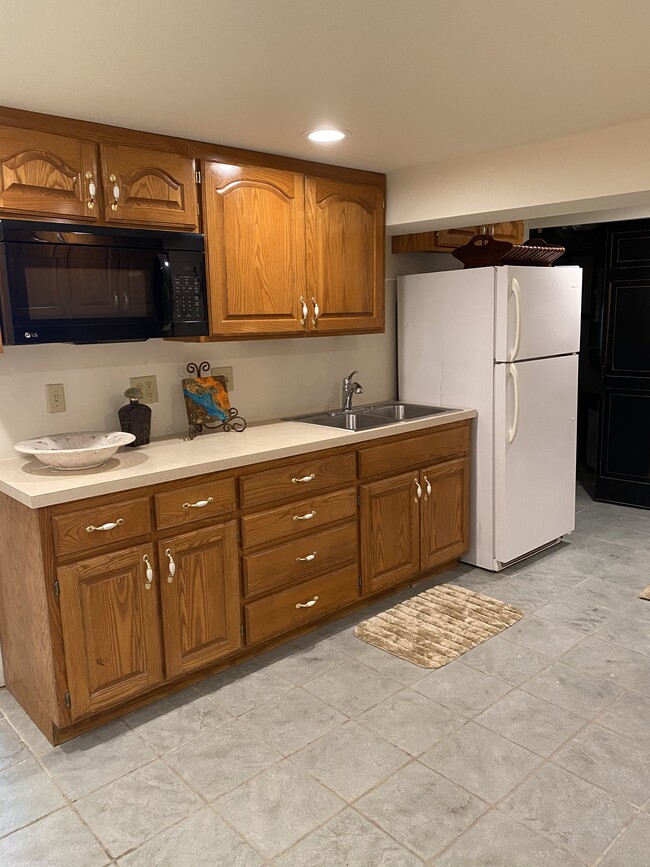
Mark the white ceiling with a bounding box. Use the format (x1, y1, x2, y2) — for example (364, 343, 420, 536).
(2, 0, 650, 173)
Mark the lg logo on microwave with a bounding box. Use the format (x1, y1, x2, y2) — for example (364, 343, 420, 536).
(24, 331, 39, 339)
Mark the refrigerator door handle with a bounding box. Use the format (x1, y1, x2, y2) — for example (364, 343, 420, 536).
(509, 277, 522, 361)
(508, 362, 520, 443)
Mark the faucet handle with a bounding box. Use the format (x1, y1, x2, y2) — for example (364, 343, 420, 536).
(344, 370, 358, 383)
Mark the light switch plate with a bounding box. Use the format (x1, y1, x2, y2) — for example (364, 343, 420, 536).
(211, 366, 234, 391)
(45, 383, 66, 413)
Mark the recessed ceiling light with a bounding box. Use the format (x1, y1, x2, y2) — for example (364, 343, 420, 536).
(305, 128, 348, 143)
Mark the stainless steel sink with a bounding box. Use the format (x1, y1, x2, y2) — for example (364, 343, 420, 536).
(362, 401, 454, 421)
(288, 401, 456, 430)
(291, 410, 397, 431)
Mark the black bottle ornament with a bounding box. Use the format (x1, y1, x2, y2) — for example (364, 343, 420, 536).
(118, 387, 151, 447)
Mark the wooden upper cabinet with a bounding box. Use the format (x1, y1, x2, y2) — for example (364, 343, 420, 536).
(203, 162, 307, 336)
(392, 221, 524, 254)
(0, 125, 100, 221)
(158, 522, 241, 679)
(56, 543, 163, 719)
(100, 144, 198, 229)
(306, 176, 385, 333)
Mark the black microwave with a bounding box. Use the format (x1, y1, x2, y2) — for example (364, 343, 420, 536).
(0, 220, 209, 345)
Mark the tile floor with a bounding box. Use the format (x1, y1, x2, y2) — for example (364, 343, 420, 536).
(0, 482, 649, 865)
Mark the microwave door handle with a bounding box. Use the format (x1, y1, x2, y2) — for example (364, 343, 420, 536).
(157, 254, 174, 334)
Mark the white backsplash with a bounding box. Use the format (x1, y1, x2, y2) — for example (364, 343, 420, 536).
(0, 285, 397, 460)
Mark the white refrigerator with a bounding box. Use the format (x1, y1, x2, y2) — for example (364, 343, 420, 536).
(398, 265, 582, 571)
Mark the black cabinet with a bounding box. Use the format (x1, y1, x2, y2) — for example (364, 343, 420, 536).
(595, 224, 650, 507)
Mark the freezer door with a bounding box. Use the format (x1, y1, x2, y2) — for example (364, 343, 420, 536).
(494, 266, 582, 362)
(494, 354, 578, 566)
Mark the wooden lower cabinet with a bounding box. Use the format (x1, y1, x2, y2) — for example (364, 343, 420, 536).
(360, 458, 470, 594)
(0, 419, 472, 743)
(360, 471, 420, 594)
(158, 522, 241, 679)
(57, 543, 164, 719)
(420, 458, 470, 571)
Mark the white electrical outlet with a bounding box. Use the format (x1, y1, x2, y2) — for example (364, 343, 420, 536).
(211, 366, 234, 391)
(129, 375, 159, 404)
(45, 383, 66, 413)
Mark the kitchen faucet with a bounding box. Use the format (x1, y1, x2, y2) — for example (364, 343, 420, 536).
(342, 370, 364, 412)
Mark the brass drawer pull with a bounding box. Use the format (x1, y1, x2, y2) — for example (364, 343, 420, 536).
(424, 475, 432, 501)
(296, 551, 317, 563)
(86, 518, 124, 533)
(292, 474, 315, 484)
(414, 479, 422, 503)
(296, 595, 319, 609)
(293, 510, 316, 521)
(182, 497, 214, 509)
(300, 295, 308, 326)
(143, 554, 154, 590)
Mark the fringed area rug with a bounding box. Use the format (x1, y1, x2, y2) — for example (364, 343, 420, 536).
(640, 586, 650, 601)
(354, 584, 523, 669)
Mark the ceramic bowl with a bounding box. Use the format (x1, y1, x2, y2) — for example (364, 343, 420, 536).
(14, 431, 136, 470)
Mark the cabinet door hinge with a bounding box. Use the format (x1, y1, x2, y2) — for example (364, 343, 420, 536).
(358, 575, 362, 590)
(53, 578, 60, 598)
(195, 170, 202, 184)
(357, 494, 361, 506)
(64, 690, 71, 708)
(240, 624, 244, 637)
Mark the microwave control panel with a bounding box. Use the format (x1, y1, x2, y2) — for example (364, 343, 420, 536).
(172, 274, 206, 323)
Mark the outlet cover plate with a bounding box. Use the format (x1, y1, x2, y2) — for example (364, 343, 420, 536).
(129, 375, 159, 404)
(211, 366, 234, 391)
(45, 383, 66, 414)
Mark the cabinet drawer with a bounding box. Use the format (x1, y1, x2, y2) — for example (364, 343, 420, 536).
(155, 477, 236, 530)
(239, 451, 356, 509)
(358, 422, 470, 479)
(245, 565, 360, 644)
(243, 521, 357, 597)
(52, 497, 151, 557)
(241, 487, 357, 549)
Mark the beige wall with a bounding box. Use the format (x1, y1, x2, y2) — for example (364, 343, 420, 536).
(0, 303, 397, 459)
(387, 117, 650, 233)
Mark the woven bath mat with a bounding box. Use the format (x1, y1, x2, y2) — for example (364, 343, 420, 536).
(640, 586, 650, 601)
(354, 584, 523, 669)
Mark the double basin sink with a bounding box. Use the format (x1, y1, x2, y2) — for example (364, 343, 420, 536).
(289, 401, 455, 431)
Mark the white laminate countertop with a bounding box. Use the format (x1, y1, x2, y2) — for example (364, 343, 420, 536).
(0, 410, 476, 509)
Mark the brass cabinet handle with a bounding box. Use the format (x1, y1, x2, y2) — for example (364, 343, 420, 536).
(299, 295, 308, 327)
(424, 475, 432, 501)
(311, 296, 320, 326)
(86, 518, 124, 533)
(296, 551, 317, 562)
(296, 595, 319, 609)
(109, 173, 120, 211)
(182, 497, 214, 509)
(293, 510, 316, 521)
(414, 479, 422, 503)
(85, 170, 96, 209)
(292, 474, 315, 484)
(165, 548, 176, 584)
(143, 554, 154, 590)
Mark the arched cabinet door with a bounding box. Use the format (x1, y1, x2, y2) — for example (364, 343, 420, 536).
(203, 161, 307, 336)
(305, 176, 385, 334)
(0, 125, 100, 221)
(100, 144, 198, 229)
